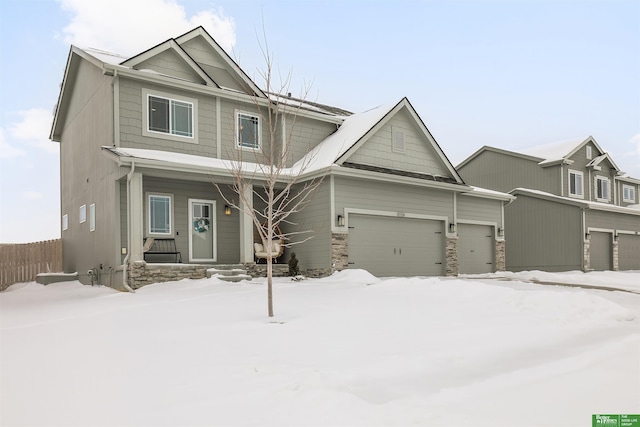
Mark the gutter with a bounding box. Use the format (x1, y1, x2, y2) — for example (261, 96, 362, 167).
(120, 162, 136, 292)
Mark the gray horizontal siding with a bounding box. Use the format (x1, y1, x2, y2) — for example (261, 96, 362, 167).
(285, 116, 337, 166)
(142, 177, 240, 264)
(285, 180, 332, 270)
(118, 78, 218, 157)
(457, 195, 502, 224)
(347, 109, 450, 177)
(586, 210, 640, 232)
(335, 176, 454, 219)
(136, 49, 204, 83)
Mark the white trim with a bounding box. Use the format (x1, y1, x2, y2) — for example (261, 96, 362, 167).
(616, 229, 638, 236)
(330, 175, 338, 233)
(113, 75, 120, 147)
(343, 208, 448, 230)
(586, 227, 615, 243)
(457, 219, 501, 239)
(568, 169, 584, 198)
(622, 184, 636, 203)
(188, 199, 217, 263)
(62, 214, 69, 231)
(586, 145, 592, 160)
(235, 109, 261, 151)
(142, 88, 198, 142)
(560, 165, 564, 197)
(146, 192, 173, 236)
(79, 204, 87, 224)
(89, 203, 96, 232)
(216, 97, 221, 159)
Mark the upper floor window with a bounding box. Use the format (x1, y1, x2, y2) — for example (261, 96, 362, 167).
(89, 203, 96, 232)
(623, 184, 636, 203)
(236, 110, 260, 150)
(595, 176, 610, 202)
(148, 95, 193, 138)
(568, 170, 583, 198)
(62, 214, 69, 231)
(148, 194, 172, 235)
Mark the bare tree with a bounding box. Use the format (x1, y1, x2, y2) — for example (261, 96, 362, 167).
(215, 35, 323, 317)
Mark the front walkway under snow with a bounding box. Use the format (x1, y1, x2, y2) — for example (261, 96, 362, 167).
(1, 270, 638, 426)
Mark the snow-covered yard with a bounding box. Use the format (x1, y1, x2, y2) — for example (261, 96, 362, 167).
(1, 270, 638, 426)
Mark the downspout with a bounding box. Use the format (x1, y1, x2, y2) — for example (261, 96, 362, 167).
(120, 161, 136, 292)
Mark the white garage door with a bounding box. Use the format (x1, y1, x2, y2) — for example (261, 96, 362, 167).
(458, 224, 495, 274)
(618, 234, 640, 270)
(590, 231, 612, 271)
(348, 214, 444, 277)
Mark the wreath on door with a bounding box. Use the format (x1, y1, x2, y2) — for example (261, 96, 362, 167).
(193, 218, 210, 233)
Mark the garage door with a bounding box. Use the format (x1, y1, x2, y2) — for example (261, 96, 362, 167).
(618, 234, 640, 270)
(590, 231, 612, 271)
(348, 214, 444, 277)
(458, 224, 494, 274)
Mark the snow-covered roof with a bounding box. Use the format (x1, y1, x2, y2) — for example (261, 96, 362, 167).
(290, 101, 397, 174)
(520, 136, 589, 161)
(82, 47, 128, 65)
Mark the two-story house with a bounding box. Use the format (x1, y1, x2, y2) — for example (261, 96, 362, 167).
(457, 136, 640, 272)
(50, 27, 513, 289)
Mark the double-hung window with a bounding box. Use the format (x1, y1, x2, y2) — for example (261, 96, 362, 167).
(148, 95, 193, 137)
(568, 170, 583, 198)
(236, 111, 260, 150)
(595, 177, 610, 202)
(623, 185, 636, 203)
(148, 194, 172, 235)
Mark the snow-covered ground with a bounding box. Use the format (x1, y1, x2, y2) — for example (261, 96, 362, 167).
(1, 270, 638, 426)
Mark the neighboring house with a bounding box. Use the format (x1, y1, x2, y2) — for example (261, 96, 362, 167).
(50, 26, 513, 289)
(457, 136, 640, 272)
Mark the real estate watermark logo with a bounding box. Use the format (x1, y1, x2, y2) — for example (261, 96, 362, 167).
(593, 414, 640, 427)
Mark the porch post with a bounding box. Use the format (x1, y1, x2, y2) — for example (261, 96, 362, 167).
(129, 172, 144, 262)
(239, 184, 254, 263)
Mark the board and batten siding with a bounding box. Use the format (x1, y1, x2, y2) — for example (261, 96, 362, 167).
(505, 195, 583, 271)
(59, 58, 121, 281)
(457, 195, 503, 225)
(142, 177, 240, 264)
(347, 109, 450, 177)
(118, 78, 218, 157)
(458, 150, 558, 195)
(334, 176, 454, 220)
(285, 180, 332, 271)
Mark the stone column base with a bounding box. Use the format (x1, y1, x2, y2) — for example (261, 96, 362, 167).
(495, 240, 506, 271)
(446, 237, 458, 276)
(331, 232, 349, 273)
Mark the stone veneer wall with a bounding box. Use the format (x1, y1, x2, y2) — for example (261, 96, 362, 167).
(612, 240, 619, 271)
(245, 263, 289, 278)
(445, 237, 458, 276)
(331, 232, 349, 272)
(495, 240, 506, 271)
(583, 239, 590, 271)
(128, 261, 209, 289)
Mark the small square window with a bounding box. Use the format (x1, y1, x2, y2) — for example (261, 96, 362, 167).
(62, 214, 69, 231)
(89, 204, 96, 232)
(622, 184, 636, 203)
(79, 205, 87, 223)
(236, 111, 260, 150)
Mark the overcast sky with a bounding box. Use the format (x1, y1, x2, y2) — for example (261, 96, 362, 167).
(1, 0, 639, 243)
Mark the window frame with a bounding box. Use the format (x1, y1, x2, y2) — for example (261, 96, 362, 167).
(595, 176, 610, 202)
(89, 203, 96, 232)
(147, 193, 173, 236)
(568, 170, 584, 198)
(79, 204, 87, 223)
(235, 110, 261, 151)
(62, 214, 69, 231)
(622, 184, 635, 203)
(142, 89, 198, 143)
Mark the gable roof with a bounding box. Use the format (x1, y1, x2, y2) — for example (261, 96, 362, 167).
(511, 188, 640, 215)
(520, 135, 607, 166)
(292, 98, 464, 184)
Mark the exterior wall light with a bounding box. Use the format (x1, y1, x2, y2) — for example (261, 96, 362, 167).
(337, 215, 345, 227)
(449, 223, 456, 233)
(224, 205, 232, 216)
(498, 227, 504, 236)
(585, 232, 590, 239)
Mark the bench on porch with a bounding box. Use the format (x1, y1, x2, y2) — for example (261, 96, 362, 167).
(143, 238, 182, 263)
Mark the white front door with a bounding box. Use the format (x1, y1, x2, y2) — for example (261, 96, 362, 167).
(189, 199, 216, 262)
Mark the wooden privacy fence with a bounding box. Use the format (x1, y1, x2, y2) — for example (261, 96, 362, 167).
(0, 239, 62, 291)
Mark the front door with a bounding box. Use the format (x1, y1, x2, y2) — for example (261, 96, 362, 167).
(189, 199, 216, 262)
